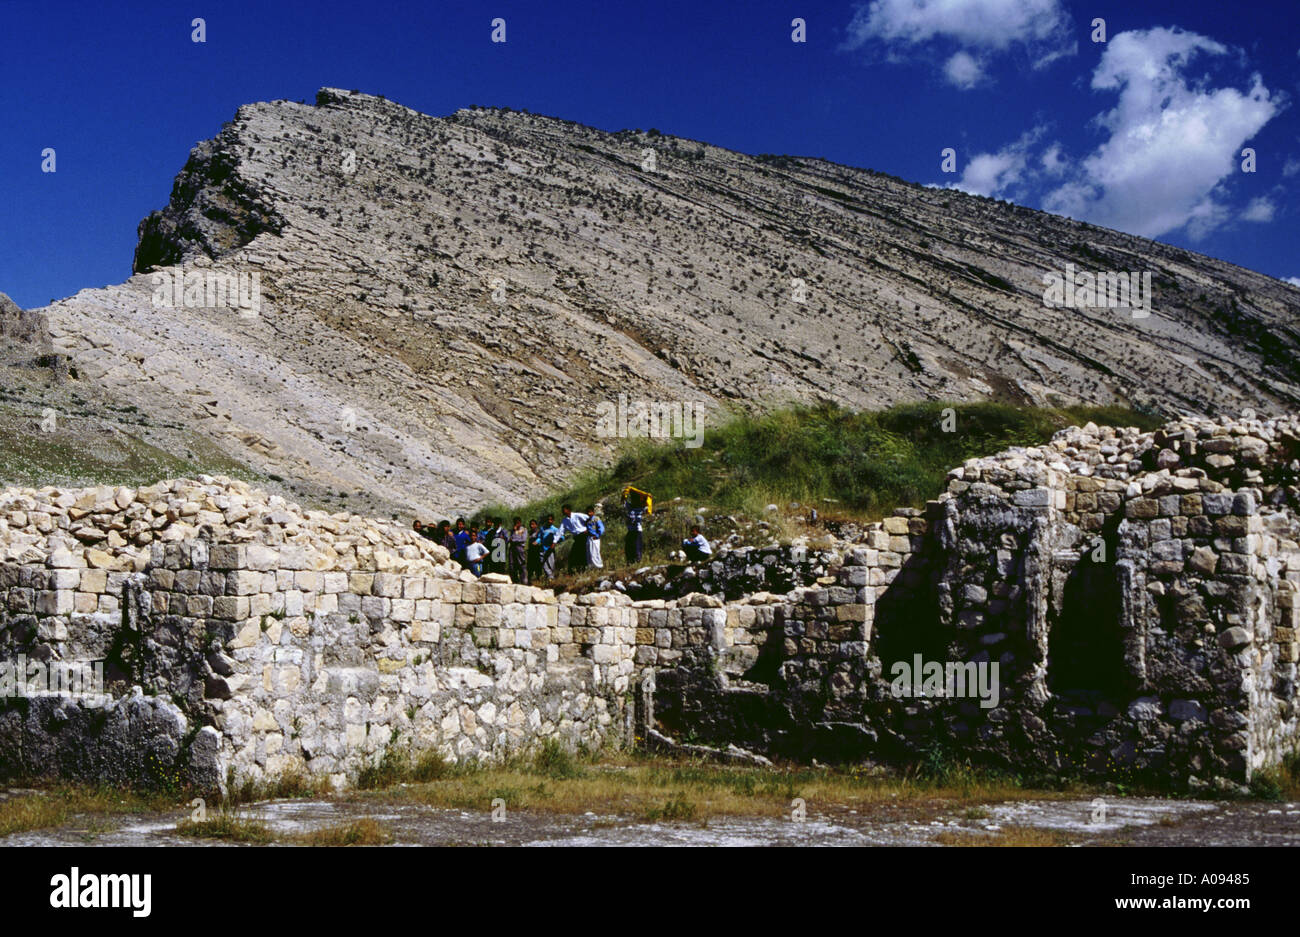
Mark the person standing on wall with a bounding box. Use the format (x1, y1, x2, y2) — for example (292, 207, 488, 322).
(464, 537, 488, 577)
(508, 516, 529, 584)
(561, 504, 589, 573)
(539, 514, 563, 580)
(586, 505, 605, 569)
(527, 519, 542, 582)
(623, 495, 646, 564)
(488, 518, 508, 575)
(453, 517, 470, 565)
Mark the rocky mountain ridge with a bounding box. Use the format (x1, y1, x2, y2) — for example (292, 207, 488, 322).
(10, 87, 1300, 517)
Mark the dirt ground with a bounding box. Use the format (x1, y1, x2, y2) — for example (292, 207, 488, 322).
(3, 790, 1296, 847)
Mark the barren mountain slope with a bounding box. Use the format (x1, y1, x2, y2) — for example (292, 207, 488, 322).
(23, 88, 1300, 516)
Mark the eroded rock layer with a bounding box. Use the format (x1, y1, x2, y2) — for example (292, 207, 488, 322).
(18, 87, 1300, 516)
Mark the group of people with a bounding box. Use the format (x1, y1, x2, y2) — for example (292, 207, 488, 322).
(412, 496, 711, 583)
(413, 504, 605, 584)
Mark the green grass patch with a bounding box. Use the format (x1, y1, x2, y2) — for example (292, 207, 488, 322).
(355, 745, 455, 790)
(471, 400, 1163, 571)
(641, 792, 698, 822)
(224, 767, 333, 808)
(0, 398, 254, 490)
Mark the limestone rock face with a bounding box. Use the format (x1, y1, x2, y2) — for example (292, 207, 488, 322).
(15, 88, 1300, 516)
(0, 291, 53, 360)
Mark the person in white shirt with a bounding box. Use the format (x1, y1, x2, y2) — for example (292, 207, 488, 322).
(561, 504, 590, 572)
(463, 539, 488, 577)
(682, 525, 712, 563)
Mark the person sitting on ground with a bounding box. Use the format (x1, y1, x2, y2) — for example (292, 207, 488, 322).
(585, 505, 605, 569)
(560, 504, 590, 573)
(682, 525, 712, 563)
(623, 496, 646, 564)
(463, 536, 488, 578)
(539, 513, 563, 580)
(526, 519, 542, 582)
(508, 516, 529, 584)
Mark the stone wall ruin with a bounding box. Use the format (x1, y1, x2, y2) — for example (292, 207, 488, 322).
(2, 414, 1298, 793)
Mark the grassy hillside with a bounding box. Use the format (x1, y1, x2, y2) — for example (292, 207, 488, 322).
(472, 401, 1164, 576)
(0, 362, 258, 492)
(0, 398, 253, 489)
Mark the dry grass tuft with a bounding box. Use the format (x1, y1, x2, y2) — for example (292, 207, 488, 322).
(0, 784, 178, 837)
(289, 818, 394, 846)
(175, 811, 275, 843)
(360, 752, 1059, 822)
(934, 825, 1076, 847)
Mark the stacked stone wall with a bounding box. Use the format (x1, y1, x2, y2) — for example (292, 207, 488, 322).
(4, 413, 1300, 792)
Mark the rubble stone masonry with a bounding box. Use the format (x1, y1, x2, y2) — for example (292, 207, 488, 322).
(2, 413, 1298, 792)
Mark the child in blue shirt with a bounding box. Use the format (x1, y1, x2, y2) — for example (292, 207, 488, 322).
(453, 517, 471, 564)
(538, 514, 563, 580)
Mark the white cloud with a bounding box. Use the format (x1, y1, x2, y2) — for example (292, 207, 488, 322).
(953, 150, 1026, 196)
(1042, 27, 1279, 239)
(1040, 143, 1068, 175)
(847, 0, 1070, 49)
(1283, 157, 1300, 177)
(1030, 44, 1076, 71)
(1242, 196, 1276, 222)
(1184, 198, 1232, 240)
(845, 0, 1075, 88)
(947, 129, 1043, 197)
(1286, 277, 1300, 287)
(943, 51, 985, 88)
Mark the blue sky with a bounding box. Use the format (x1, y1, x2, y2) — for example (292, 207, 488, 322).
(2, 0, 1297, 309)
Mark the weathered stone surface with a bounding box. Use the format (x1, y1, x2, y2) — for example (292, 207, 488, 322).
(16, 83, 1299, 525)
(5, 410, 1300, 793)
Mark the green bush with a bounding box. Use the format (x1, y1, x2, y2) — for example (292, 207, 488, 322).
(475, 400, 1163, 543)
(533, 739, 585, 780)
